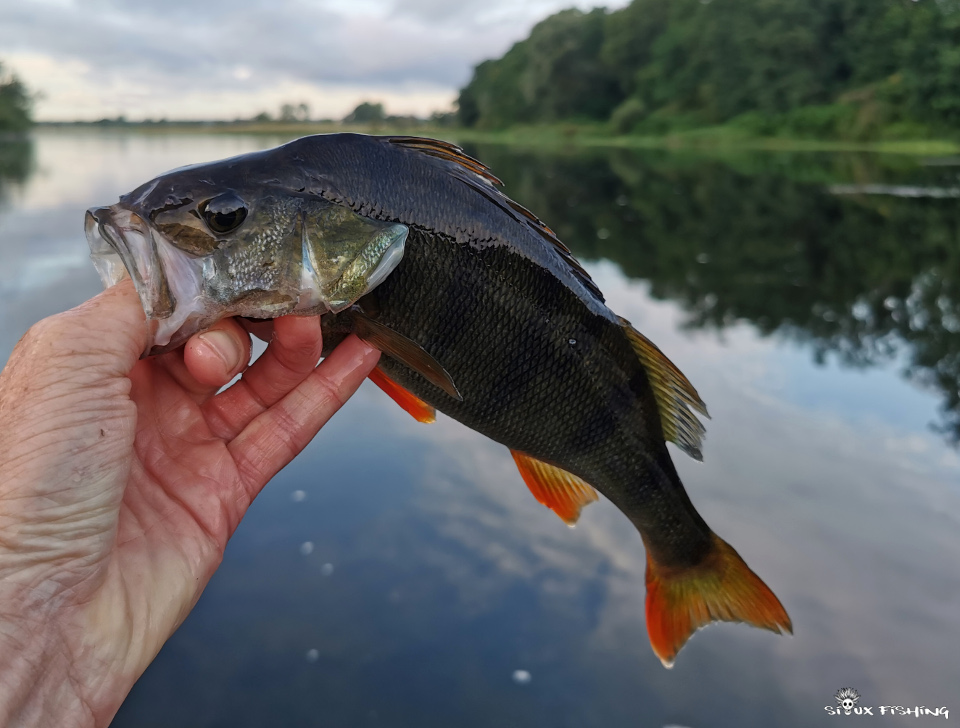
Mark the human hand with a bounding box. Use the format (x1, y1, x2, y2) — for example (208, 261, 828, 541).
(0, 279, 379, 727)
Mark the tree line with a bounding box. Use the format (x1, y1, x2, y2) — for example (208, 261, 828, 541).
(458, 0, 960, 139)
(0, 62, 31, 133)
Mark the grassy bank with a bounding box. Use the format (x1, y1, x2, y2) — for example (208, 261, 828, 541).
(36, 120, 960, 156)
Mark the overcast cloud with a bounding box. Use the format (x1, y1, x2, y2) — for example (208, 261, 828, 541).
(0, 0, 626, 121)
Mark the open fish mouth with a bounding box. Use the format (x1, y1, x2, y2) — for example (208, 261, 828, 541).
(86, 206, 176, 318)
(86, 205, 208, 355)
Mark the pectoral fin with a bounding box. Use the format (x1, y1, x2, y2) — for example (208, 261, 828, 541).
(510, 450, 599, 525)
(619, 317, 709, 461)
(348, 310, 462, 401)
(368, 366, 436, 424)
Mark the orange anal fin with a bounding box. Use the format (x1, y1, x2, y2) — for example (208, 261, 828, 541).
(645, 533, 792, 668)
(510, 450, 599, 525)
(369, 367, 435, 424)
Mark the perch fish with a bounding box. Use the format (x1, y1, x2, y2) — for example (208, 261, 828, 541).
(86, 134, 791, 666)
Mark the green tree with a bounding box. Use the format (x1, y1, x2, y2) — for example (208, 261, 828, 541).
(459, 0, 960, 138)
(280, 102, 310, 122)
(458, 9, 620, 128)
(0, 62, 32, 132)
(343, 101, 385, 124)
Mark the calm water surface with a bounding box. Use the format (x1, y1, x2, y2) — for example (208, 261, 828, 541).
(1, 130, 958, 727)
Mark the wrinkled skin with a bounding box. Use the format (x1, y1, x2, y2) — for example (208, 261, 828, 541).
(0, 279, 379, 726)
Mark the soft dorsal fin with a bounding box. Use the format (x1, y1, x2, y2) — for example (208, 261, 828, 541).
(510, 450, 599, 525)
(386, 136, 605, 304)
(368, 366, 435, 423)
(618, 317, 710, 461)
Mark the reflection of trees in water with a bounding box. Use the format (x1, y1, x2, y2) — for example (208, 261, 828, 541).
(0, 138, 34, 207)
(468, 145, 960, 443)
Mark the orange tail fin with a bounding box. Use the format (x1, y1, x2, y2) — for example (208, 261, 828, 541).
(645, 533, 792, 668)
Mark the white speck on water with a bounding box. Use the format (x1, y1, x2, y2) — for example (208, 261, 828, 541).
(305, 649, 319, 663)
(300, 541, 314, 556)
(568, 338, 577, 345)
(596, 228, 610, 240)
(291, 490, 307, 502)
(512, 669, 532, 685)
(321, 562, 334, 576)
(852, 300, 871, 321)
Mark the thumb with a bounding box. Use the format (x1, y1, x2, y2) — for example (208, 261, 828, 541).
(38, 278, 149, 380)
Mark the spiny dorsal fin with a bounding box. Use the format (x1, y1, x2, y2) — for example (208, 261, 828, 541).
(510, 450, 599, 525)
(368, 366, 435, 423)
(619, 317, 709, 461)
(387, 136, 605, 304)
(386, 136, 503, 185)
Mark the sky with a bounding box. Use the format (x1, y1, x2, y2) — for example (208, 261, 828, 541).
(0, 0, 627, 122)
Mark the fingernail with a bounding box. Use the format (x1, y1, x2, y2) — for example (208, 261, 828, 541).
(198, 330, 243, 372)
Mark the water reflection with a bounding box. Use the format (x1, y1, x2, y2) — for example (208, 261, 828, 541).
(0, 136, 33, 207)
(0, 132, 957, 727)
(465, 145, 960, 444)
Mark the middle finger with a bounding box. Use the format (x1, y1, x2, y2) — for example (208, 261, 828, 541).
(202, 314, 324, 440)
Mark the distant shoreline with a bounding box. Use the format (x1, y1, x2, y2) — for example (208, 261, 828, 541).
(30, 121, 960, 156)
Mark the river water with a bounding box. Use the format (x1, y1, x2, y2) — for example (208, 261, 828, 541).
(1, 130, 957, 727)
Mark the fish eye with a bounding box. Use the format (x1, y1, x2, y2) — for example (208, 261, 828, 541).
(199, 192, 248, 234)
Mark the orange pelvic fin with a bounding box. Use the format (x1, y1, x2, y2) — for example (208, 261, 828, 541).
(645, 533, 792, 668)
(619, 317, 710, 461)
(368, 366, 435, 424)
(510, 450, 599, 525)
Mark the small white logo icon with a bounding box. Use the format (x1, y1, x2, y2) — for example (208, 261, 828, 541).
(836, 688, 861, 715)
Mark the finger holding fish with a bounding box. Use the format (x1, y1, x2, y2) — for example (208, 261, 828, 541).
(173, 318, 251, 394)
(203, 315, 326, 441)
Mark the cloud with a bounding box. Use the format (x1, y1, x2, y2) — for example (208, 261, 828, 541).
(0, 0, 629, 120)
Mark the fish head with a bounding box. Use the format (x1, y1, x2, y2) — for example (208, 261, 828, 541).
(86, 155, 407, 356)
